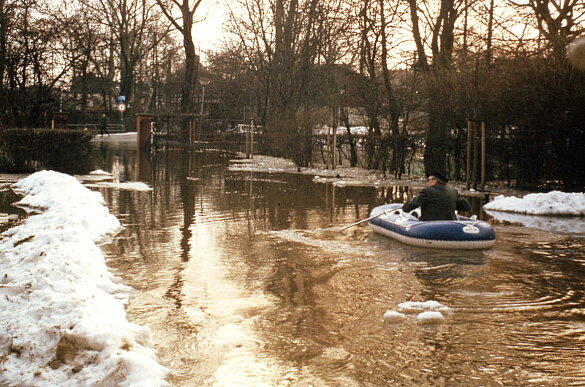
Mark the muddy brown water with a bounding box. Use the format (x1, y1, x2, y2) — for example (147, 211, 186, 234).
(5, 141, 585, 386)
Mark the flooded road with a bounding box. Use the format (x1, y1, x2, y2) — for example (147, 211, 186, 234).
(93, 141, 585, 386)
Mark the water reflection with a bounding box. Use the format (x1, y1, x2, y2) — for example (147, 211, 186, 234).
(59, 142, 585, 385)
(485, 209, 585, 234)
(0, 189, 23, 232)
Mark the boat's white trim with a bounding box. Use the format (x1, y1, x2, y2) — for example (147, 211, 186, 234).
(369, 223, 495, 250)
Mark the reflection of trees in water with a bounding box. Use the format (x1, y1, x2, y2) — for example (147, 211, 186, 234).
(374, 185, 411, 204)
(93, 143, 137, 178)
(409, 250, 489, 299)
(521, 239, 585, 291)
(257, 241, 346, 363)
(99, 145, 494, 315)
(179, 150, 195, 262)
(100, 148, 187, 303)
(96, 144, 585, 385)
(239, 178, 386, 230)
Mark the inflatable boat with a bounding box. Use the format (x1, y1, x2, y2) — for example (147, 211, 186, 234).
(368, 203, 496, 249)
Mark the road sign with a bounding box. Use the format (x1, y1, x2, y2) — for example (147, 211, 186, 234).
(117, 103, 126, 112)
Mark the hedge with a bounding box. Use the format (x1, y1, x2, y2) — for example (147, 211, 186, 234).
(0, 128, 94, 174)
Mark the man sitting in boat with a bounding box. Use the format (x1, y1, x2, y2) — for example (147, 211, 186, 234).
(402, 171, 470, 221)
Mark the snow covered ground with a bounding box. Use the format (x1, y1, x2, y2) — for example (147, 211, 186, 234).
(0, 171, 167, 386)
(91, 132, 138, 143)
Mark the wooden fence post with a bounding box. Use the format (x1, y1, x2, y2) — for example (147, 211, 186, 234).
(466, 120, 473, 189)
(481, 121, 486, 190)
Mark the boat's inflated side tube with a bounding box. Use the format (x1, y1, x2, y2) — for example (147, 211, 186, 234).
(368, 203, 496, 249)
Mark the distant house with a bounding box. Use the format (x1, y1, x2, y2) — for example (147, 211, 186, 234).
(70, 74, 115, 111)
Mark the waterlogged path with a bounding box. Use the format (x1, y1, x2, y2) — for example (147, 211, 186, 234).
(93, 141, 585, 386)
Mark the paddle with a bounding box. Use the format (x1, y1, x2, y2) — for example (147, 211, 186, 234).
(339, 210, 388, 231)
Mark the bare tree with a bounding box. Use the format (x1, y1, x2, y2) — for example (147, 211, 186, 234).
(355, 0, 384, 169)
(408, 0, 465, 176)
(509, 0, 585, 60)
(80, 0, 161, 107)
(353, 0, 413, 174)
(379, 0, 409, 178)
(226, 0, 347, 166)
(224, 0, 277, 126)
(0, 0, 18, 124)
(143, 32, 183, 113)
(50, 6, 112, 119)
(1, 0, 85, 127)
(155, 0, 204, 116)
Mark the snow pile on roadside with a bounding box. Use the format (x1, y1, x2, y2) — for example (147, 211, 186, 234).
(484, 191, 585, 216)
(0, 170, 167, 386)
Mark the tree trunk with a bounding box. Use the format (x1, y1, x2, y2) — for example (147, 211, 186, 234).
(423, 96, 449, 174)
(119, 59, 134, 104)
(379, 0, 405, 178)
(181, 15, 197, 113)
(409, 0, 459, 176)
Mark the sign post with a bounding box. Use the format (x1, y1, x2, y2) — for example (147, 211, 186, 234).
(117, 102, 126, 132)
(117, 96, 126, 133)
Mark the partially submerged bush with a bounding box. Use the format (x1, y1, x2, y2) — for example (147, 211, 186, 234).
(0, 128, 94, 174)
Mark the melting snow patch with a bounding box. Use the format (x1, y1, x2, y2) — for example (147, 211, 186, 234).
(85, 181, 153, 191)
(484, 191, 585, 216)
(382, 310, 407, 323)
(416, 311, 446, 325)
(397, 300, 448, 314)
(384, 300, 451, 325)
(89, 169, 112, 175)
(0, 170, 167, 386)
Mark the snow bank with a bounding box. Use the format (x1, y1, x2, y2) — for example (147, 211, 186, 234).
(484, 191, 585, 216)
(0, 170, 167, 386)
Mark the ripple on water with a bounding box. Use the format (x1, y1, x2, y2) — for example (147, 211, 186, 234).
(263, 228, 375, 259)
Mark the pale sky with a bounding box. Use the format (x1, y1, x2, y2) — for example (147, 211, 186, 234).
(192, 0, 228, 60)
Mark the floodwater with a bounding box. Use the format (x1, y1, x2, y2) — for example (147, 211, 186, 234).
(33, 140, 585, 385)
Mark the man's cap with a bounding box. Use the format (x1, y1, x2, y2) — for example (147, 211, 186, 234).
(430, 171, 448, 183)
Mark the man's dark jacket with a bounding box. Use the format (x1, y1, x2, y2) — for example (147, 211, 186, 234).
(402, 184, 470, 221)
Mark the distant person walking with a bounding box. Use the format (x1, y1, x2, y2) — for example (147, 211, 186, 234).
(100, 113, 110, 137)
(403, 171, 470, 221)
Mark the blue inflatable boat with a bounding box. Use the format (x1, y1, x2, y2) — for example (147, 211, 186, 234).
(368, 203, 496, 249)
